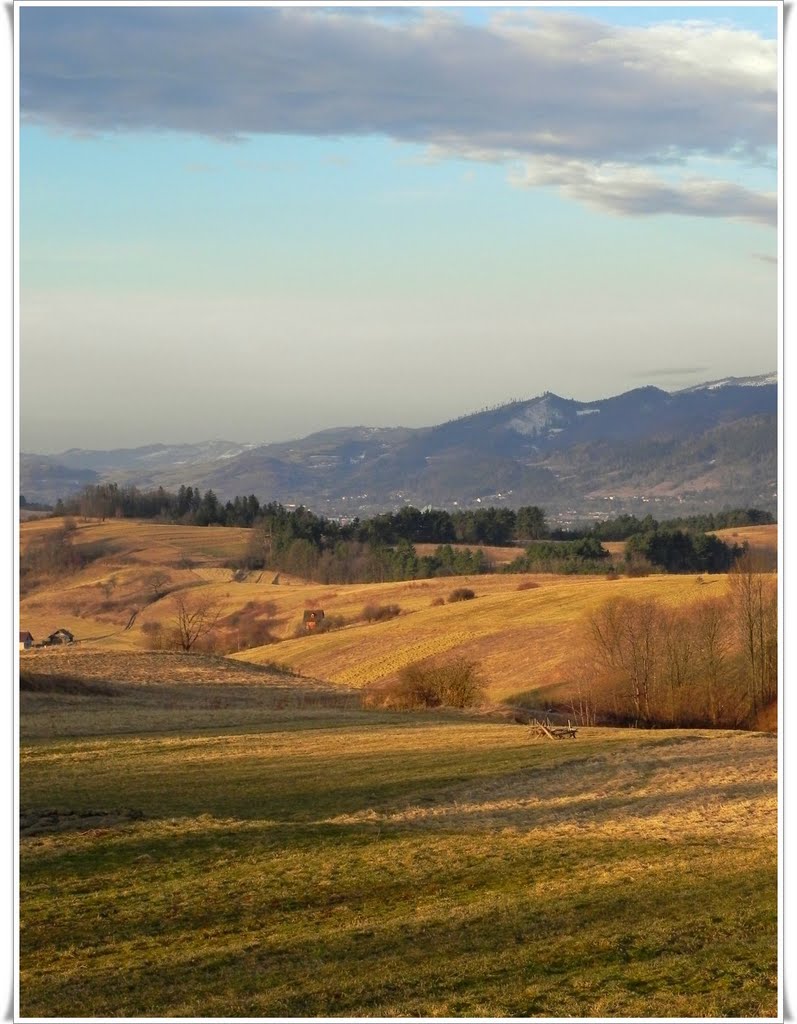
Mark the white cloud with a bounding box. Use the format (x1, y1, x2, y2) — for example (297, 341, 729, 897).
(19, 6, 777, 223)
(20, 8, 776, 157)
(511, 156, 776, 225)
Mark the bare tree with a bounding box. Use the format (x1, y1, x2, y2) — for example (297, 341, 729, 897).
(690, 596, 735, 725)
(660, 606, 696, 725)
(145, 570, 171, 603)
(728, 551, 778, 714)
(170, 594, 222, 653)
(587, 596, 664, 725)
(563, 650, 602, 726)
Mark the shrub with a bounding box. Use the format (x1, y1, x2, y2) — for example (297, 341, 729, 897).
(261, 660, 302, 677)
(516, 580, 540, 591)
(140, 621, 166, 649)
(430, 596, 445, 607)
(624, 554, 652, 577)
(315, 614, 346, 633)
(361, 603, 401, 623)
(368, 657, 485, 710)
(448, 587, 475, 603)
(217, 600, 280, 651)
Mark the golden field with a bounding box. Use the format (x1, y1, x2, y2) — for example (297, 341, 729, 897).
(18, 516, 770, 704)
(19, 667, 778, 1018)
(18, 518, 779, 1017)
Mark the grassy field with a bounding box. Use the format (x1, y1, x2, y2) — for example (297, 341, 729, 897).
(232, 572, 731, 703)
(21, 516, 760, 705)
(18, 653, 778, 1019)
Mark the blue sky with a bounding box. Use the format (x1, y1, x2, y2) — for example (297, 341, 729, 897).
(18, 3, 779, 451)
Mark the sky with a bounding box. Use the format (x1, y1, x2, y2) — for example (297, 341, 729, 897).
(17, 2, 780, 453)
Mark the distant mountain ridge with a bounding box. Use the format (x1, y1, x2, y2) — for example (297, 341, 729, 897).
(21, 373, 777, 520)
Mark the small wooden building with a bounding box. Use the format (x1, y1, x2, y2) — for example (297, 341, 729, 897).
(302, 609, 325, 632)
(19, 631, 34, 651)
(44, 628, 75, 646)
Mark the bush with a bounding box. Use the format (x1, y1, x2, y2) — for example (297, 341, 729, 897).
(368, 657, 485, 710)
(140, 621, 167, 650)
(448, 587, 475, 603)
(261, 661, 302, 677)
(516, 580, 540, 591)
(217, 600, 280, 651)
(430, 596, 445, 607)
(624, 554, 652, 577)
(315, 614, 346, 633)
(361, 603, 401, 623)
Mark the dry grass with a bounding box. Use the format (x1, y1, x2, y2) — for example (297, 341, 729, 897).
(327, 729, 776, 843)
(19, 516, 252, 563)
(233, 573, 731, 701)
(712, 523, 778, 553)
(19, 649, 357, 740)
(19, 689, 778, 1019)
(19, 519, 775, 703)
(23, 567, 732, 701)
(17, 520, 780, 1018)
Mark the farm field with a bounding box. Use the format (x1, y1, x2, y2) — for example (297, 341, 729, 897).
(233, 572, 731, 703)
(19, 658, 778, 1019)
(713, 523, 778, 556)
(20, 516, 767, 705)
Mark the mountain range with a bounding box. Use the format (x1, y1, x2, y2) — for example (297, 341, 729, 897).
(21, 373, 777, 522)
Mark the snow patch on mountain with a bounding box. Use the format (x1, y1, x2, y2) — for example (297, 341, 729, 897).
(676, 372, 776, 394)
(507, 397, 568, 436)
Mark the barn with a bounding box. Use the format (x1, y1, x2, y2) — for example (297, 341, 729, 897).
(19, 631, 34, 651)
(44, 628, 75, 646)
(302, 609, 325, 632)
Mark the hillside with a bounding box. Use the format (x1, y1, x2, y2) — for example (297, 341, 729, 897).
(230, 573, 732, 704)
(21, 373, 777, 518)
(20, 516, 771, 706)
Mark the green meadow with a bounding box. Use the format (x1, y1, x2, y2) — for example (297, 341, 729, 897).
(19, 658, 777, 1019)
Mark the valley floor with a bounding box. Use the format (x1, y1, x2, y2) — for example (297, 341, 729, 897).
(18, 657, 778, 1019)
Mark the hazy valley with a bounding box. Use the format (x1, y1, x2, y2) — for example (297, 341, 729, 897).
(22, 373, 777, 520)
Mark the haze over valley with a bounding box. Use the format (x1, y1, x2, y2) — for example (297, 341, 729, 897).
(22, 372, 777, 521)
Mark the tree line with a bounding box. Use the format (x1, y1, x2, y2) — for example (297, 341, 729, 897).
(53, 483, 548, 543)
(47, 482, 771, 583)
(564, 552, 777, 729)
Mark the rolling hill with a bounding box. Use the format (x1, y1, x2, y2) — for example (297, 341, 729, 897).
(20, 516, 775, 707)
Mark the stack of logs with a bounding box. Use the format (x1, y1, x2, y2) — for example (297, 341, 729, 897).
(529, 717, 578, 740)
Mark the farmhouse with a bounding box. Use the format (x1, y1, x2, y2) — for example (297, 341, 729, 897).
(303, 609, 325, 632)
(44, 628, 75, 646)
(19, 631, 34, 651)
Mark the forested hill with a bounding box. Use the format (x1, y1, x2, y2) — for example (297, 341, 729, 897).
(21, 373, 777, 519)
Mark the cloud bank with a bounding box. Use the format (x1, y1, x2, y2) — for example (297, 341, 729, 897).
(19, 6, 777, 223)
